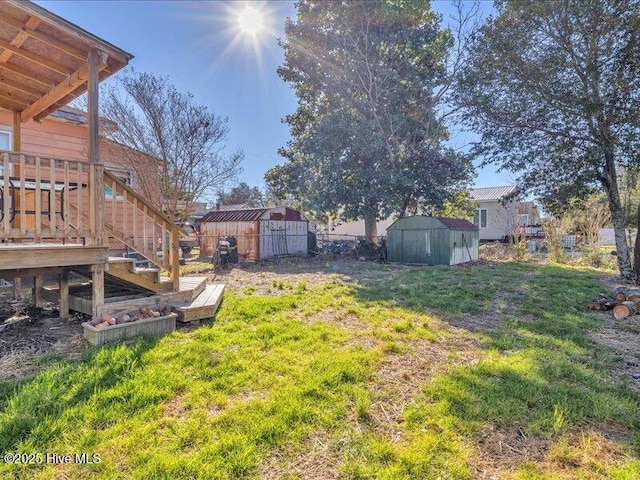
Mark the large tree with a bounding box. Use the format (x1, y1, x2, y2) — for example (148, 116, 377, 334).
(216, 182, 266, 207)
(101, 71, 243, 222)
(456, 0, 640, 280)
(267, 0, 473, 240)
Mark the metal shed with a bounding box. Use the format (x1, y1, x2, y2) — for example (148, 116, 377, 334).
(199, 207, 309, 262)
(387, 216, 479, 265)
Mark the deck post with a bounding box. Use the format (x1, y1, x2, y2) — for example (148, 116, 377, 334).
(33, 276, 43, 308)
(91, 264, 104, 319)
(59, 269, 70, 318)
(171, 226, 180, 292)
(88, 49, 106, 314)
(11, 112, 22, 300)
(87, 49, 99, 166)
(87, 49, 103, 244)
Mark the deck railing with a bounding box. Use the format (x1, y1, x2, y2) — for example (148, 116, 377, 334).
(0, 150, 180, 291)
(103, 170, 180, 291)
(0, 151, 101, 244)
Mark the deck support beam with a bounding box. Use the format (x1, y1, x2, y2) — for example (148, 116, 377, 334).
(11, 112, 21, 300)
(91, 263, 104, 319)
(33, 275, 43, 308)
(59, 269, 70, 318)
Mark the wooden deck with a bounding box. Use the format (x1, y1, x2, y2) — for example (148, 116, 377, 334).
(0, 243, 108, 271)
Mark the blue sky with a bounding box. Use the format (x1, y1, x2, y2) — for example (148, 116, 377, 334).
(38, 0, 509, 195)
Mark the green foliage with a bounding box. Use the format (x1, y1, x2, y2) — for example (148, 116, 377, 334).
(432, 191, 478, 220)
(216, 182, 266, 208)
(268, 0, 473, 230)
(542, 220, 567, 263)
(456, 0, 640, 280)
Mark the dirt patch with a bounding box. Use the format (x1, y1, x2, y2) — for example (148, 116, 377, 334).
(448, 277, 533, 333)
(473, 421, 634, 479)
(0, 299, 87, 355)
(367, 330, 483, 441)
(589, 312, 640, 394)
(210, 257, 359, 296)
(163, 394, 188, 420)
(473, 424, 549, 477)
(259, 431, 343, 480)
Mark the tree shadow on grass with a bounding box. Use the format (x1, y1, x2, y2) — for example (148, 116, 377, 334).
(0, 336, 162, 452)
(352, 262, 640, 472)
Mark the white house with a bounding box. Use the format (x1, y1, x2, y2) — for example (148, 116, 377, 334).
(470, 186, 518, 241)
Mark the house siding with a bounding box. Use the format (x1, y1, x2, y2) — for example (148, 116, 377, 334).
(475, 200, 516, 241)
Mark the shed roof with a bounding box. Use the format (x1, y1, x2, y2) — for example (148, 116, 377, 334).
(388, 216, 478, 231)
(470, 186, 516, 202)
(0, 0, 133, 121)
(201, 208, 268, 223)
(436, 217, 478, 230)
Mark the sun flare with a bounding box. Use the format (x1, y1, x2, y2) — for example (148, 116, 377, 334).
(238, 6, 264, 35)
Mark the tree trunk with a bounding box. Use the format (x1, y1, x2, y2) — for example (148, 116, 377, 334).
(364, 212, 378, 243)
(601, 149, 633, 281)
(634, 203, 640, 284)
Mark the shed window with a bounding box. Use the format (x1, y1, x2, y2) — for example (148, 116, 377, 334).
(425, 231, 431, 255)
(473, 208, 487, 228)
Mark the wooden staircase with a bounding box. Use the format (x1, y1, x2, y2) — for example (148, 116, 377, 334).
(105, 257, 172, 293)
(86, 172, 225, 322)
(0, 151, 224, 322)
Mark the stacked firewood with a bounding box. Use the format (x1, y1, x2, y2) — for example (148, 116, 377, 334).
(89, 305, 172, 329)
(588, 287, 640, 319)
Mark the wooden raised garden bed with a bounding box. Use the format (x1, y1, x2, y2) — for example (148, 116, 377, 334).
(82, 313, 177, 346)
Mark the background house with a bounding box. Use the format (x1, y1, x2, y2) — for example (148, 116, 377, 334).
(470, 186, 541, 242)
(318, 216, 396, 241)
(199, 206, 308, 261)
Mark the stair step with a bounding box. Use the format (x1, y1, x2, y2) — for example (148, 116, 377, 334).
(179, 276, 207, 300)
(104, 259, 169, 293)
(108, 256, 136, 264)
(173, 284, 225, 323)
(134, 267, 161, 274)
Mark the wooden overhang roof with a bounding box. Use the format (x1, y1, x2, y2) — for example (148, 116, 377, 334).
(0, 0, 133, 122)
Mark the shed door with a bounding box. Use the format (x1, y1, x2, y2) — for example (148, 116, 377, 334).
(401, 229, 429, 264)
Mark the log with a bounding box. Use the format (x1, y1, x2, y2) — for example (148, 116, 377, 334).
(589, 297, 618, 311)
(613, 287, 628, 302)
(612, 287, 640, 302)
(613, 301, 637, 320)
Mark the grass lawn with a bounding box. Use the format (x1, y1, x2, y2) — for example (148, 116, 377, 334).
(1, 261, 639, 479)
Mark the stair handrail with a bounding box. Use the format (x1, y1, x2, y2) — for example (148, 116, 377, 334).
(103, 170, 180, 291)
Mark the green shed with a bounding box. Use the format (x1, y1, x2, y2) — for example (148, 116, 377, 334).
(386, 216, 479, 265)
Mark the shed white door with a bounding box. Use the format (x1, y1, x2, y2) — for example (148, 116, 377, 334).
(259, 220, 308, 259)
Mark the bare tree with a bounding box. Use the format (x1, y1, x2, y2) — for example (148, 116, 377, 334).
(101, 71, 242, 222)
(563, 195, 612, 246)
